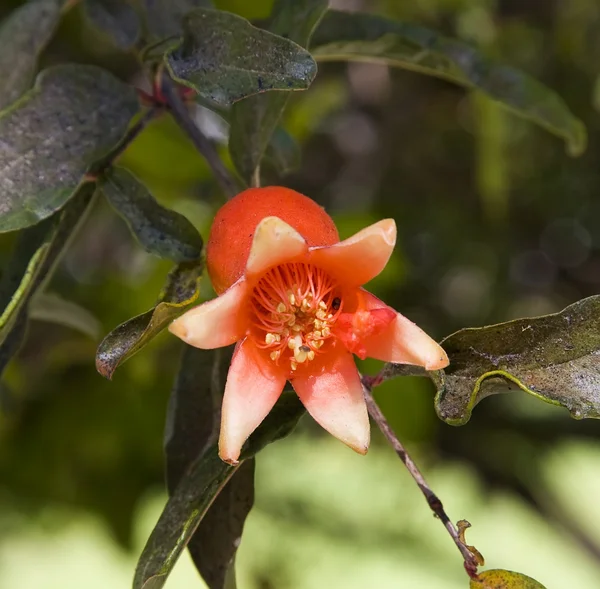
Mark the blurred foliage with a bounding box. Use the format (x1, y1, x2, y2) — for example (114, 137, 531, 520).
(1, 0, 600, 587)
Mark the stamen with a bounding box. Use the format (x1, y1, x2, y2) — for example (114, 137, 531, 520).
(250, 262, 343, 371)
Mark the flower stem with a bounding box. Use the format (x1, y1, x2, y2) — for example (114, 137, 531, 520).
(361, 376, 481, 578)
(160, 73, 240, 199)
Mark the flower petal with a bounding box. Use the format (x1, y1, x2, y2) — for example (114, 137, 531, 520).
(360, 291, 449, 370)
(245, 216, 308, 279)
(291, 351, 370, 454)
(309, 219, 396, 286)
(169, 279, 247, 349)
(219, 338, 286, 464)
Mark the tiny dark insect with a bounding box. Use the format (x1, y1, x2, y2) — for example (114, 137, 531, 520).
(299, 345, 311, 352)
(332, 297, 341, 310)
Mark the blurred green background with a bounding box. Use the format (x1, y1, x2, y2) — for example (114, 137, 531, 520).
(2, 0, 600, 587)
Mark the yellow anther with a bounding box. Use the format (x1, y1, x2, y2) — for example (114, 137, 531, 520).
(287, 291, 296, 306)
(288, 338, 297, 350)
(294, 347, 308, 363)
(287, 317, 296, 326)
(319, 301, 327, 310)
(307, 350, 315, 361)
(313, 330, 322, 338)
(270, 350, 281, 361)
(316, 309, 327, 320)
(322, 326, 331, 337)
(301, 299, 311, 312)
(265, 333, 277, 345)
(276, 302, 287, 313)
(291, 323, 303, 332)
(313, 340, 324, 349)
(290, 360, 298, 371)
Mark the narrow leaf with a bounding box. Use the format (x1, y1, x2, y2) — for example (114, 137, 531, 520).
(140, 0, 213, 42)
(0, 64, 139, 233)
(311, 10, 586, 156)
(432, 295, 600, 425)
(134, 392, 304, 589)
(165, 8, 317, 108)
(28, 292, 102, 340)
(83, 0, 140, 49)
(471, 569, 547, 588)
(101, 167, 203, 263)
(165, 346, 253, 589)
(263, 128, 302, 176)
(96, 261, 203, 379)
(228, 0, 327, 182)
(0, 0, 62, 110)
(0, 186, 95, 374)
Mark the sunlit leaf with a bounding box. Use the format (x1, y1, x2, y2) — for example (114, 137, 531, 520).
(100, 167, 203, 262)
(140, 0, 213, 42)
(0, 0, 62, 110)
(83, 0, 140, 49)
(133, 391, 304, 589)
(471, 569, 547, 588)
(0, 65, 139, 233)
(0, 186, 95, 375)
(228, 0, 327, 183)
(96, 261, 203, 379)
(430, 295, 600, 425)
(29, 292, 102, 340)
(311, 10, 586, 156)
(165, 8, 317, 108)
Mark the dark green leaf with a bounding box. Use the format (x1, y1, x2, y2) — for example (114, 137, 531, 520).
(96, 260, 203, 379)
(133, 391, 304, 589)
(431, 295, 600, 425)
(140, 0, 213, 42)
(165, 8, 317, 108)
(165, 346, 253, 589)
(471, 569, 547, 588)
(0, 64, 139, 233)
(311, 10, 586, 156)
(0, 0, 62, 110)
(0, 185, 95, 375)
(83, 0, 140, 49)
(28, 292, 101, 340)
(228, 0, 326, 182)
(263, 127, 302, 176)
(101, 167, 203, 262)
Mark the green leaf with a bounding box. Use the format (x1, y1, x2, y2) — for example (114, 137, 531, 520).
(165, 8, 317, 108)
(0, 186, 95, 375)
(95, 260, 203, 379)
(165, 346, 253, 589)
(100, 167, 203, 262)
(133, 391, 304, 589)
(0, 64, 139, 233)
(28, 292, 102, 340)
(431, 295, 600, 426)
(310, 10, 586, 156)
(228, 0, 326, 183)
(140, 0, 213, 42)
(471, 569, 547, 588)
(83, 0, 140, 50)
(0, 0, 62, 110)
(263, 127, 302, 176)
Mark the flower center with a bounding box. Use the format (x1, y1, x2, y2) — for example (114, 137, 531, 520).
(250, 262, 343, 371)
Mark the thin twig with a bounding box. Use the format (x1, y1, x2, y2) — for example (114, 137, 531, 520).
(88, 107, 161, 178)
(160, 73, 239, 198)
(361, 376, 481, 578)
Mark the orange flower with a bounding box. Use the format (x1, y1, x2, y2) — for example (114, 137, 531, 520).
(169, 187, 449, 464)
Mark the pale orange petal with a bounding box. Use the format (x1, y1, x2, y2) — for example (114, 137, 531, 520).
(245, 216, 308, 280)
(169, 279, 247, 349)
(360, 291, 449, 370)
(219, 338, 286, 464)
(309, 219, 396, 286)
(291, 351, 370, 454)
